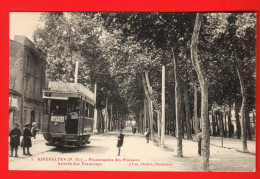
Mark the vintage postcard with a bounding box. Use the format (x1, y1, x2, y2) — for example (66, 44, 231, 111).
(8, 11, 256, 172)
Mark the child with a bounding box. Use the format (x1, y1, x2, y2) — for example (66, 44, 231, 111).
(117, 129, 124, 156)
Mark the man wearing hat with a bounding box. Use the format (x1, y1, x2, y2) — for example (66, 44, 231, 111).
(9, 123, 22, 157)
(22, 123, 33, 156)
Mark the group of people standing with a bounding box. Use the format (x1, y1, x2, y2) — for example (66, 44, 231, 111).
(9, 122, 38, 157)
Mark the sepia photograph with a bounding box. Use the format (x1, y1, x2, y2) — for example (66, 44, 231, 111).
(9, 12, 256, 172)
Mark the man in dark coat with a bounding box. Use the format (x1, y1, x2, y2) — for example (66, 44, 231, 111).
(117, 129, 124, 156)
(9, 123, 22, 157)
(22, 123, 32, 156)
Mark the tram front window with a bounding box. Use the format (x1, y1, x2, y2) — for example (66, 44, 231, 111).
(50, 100, 67, 116)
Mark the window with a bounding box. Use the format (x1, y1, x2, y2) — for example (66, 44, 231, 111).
(50, 100, 68, 116)
(67, 99, 80, 114)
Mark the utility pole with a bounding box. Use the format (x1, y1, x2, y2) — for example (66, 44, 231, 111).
(93, 83, 98, 133)
(74, 61, 79, 83)
(161, 63, 165, 147)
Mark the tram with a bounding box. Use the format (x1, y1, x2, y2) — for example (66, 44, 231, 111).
(42, 81, 95, 147)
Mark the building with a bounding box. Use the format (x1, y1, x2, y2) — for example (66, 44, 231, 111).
(9, 35, 46, 131)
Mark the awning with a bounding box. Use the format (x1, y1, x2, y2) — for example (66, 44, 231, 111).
(43, 96, 68, 100)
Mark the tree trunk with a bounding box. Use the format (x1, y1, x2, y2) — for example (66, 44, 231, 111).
(93, 83, 98, 133)
(139, 109, 143, 133)
(191, 13, 210, 171)
(105, 97, 109, 133)
(184, 85, 192, 140)
(235, 60, 249, 153)
(212, 111, 216, 136)
(157, 110, 161, 140)
(149, 100, 154, 140)
(219, 112, 224, 137)
(228, 107, 232, 138)
(143, 71, 162, 141)
(191, 114, 194, 134)
(235, 99, 241, 139)
(101, 111, 104, 133)
(219, 112, 224, 147)
(146, 101, 150, 131)
(110, 104, 113, 131)
(252, 109, 256, 134)
(116, 108, 119, 130)
(161, 64, 166, 147)
(245, 107, 252, 140)
(144, 100, 147, 131)
(193, 84, 199, 134)
(208, 111, 211, 135)
(173, 49, 183, 157)
(215, 114, 219, 135)
(224, 111, 227, 135)
(181, 102, 185, 139)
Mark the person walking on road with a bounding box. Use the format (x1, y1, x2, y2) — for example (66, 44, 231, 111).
(9, 123, 22, 157)
(117, 129, 124, 156)
(132, 127, 137, 134)
(197, 129, 203, 156)
(22, 123, 33, 156)
(144, 128, 150, 143)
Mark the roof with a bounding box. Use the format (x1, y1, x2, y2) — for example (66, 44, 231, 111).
(45, 81, 95, 103)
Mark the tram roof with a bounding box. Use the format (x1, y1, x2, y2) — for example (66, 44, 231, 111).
(44, 81, 95, 103)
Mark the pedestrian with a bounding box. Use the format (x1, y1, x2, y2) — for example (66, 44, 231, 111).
(9, 123, 22, 157)
(117, 129, 124, 156)
(144, 128, 150, 143)
(31, 122, 38, 139)
(197, 129, 203, 156)
(132, 127, 137, 134)
(22, 123, 32, 156)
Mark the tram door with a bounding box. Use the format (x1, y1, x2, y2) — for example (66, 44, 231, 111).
(65, 98, 80, 134)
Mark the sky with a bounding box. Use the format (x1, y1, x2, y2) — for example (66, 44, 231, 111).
(10, 12, 43, 42)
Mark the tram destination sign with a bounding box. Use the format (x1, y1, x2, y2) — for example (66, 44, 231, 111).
(48, 81, 95, 101)
(51, 116, 65, 123)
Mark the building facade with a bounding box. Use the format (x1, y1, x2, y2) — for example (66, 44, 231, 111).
(9, 35, 45, 131)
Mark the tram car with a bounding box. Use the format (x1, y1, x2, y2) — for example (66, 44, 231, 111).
(42, 81, 95, 147)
